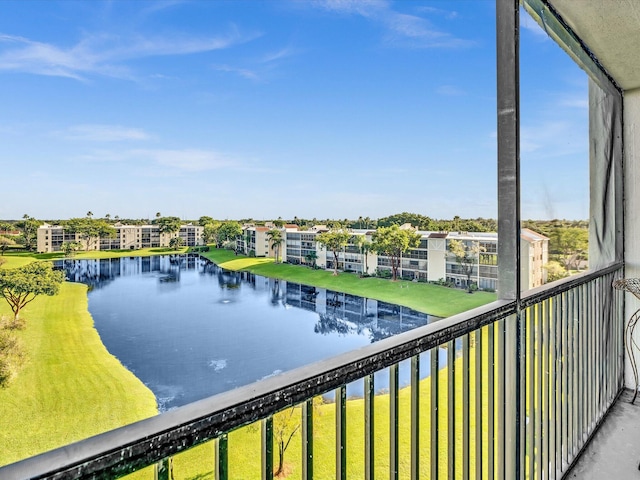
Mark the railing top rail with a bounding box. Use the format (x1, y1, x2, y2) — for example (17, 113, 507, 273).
(521, 261, 623, 307)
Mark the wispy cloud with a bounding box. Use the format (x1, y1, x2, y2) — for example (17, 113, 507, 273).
(437, 85, 465, 96)
(80, 147, 240, 172)
(214, 45, 298, 82)
(311, 0, 472, 48)
(61, 124, 152, 142)
(213, 64, 260, 81)
(0, 27, 258, 81)
(137, 148, 237, 171)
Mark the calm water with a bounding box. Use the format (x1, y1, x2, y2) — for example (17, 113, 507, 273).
(57, 255, 441, 411)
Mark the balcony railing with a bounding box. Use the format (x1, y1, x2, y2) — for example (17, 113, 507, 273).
(0, 263, 624, 479)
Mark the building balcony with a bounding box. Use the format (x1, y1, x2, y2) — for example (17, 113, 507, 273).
(0, 263, 625, 479)
(2, 0, 639, 478)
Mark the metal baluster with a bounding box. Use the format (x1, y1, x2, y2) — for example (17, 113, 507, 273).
(411, 355, 420, 480)
(365, 375, 374, 480)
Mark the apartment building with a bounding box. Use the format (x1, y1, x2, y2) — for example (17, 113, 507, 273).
(37, 223, 205, 253)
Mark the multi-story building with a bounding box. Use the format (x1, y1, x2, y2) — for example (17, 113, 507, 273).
(36, 223, 204, 253)
(277, 226, 548, 292)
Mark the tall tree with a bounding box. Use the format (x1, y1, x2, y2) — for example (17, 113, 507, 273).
(202, 221, 222, 245)
(266, 229, 283, 263)
(448, 239, 485, 292)
(0, 262, 65, 327)
(216, 221, 242, 248)
(548, 227, 588, 272)
(371, 225, 421, 281)
(15, 216, 41, 251)
(65, 218, 116, 251)
(154, 216, 182, 237)
(168, 236, 184, 251)
(198, 216, 214, 227)
(353, 235, 372, 274)
(317, 229, 351, 275)
(0, 236, 16, 255)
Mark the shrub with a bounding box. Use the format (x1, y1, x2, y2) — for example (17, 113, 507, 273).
(0, 331, 25, 388)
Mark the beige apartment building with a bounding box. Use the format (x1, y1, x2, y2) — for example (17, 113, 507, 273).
(37, 223, 205, 253)
(237, 224, 549, 292)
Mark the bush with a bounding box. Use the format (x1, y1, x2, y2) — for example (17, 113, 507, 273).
(375, 269, 392, 279)
(0, 331, 25, 388)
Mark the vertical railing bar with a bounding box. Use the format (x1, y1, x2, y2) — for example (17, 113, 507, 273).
(562, 290, 569, 471)
(542, 299, 549, 480)
(411, 356, 420, 480)
(578, 284, 585, 445)
(497, 318, 505, 480)
(431, 347, 440, 480)
(566, 289, 572, 464)
(462, 334, 470, 480)
(216, 434, 228, 480)
(488, 323, 495, 480)
(390, 364, 399, 480)
(536, 301, 543, 480)
(556, 291, 563, 473)
(575, 286, 580, 459)
(475, 328, 483, 480)
(336, 386, 347, 480)
(589, 279, 595, 433)
(567, 289, 574, 463)
(364, 374, 374, 480)
(519, 311, 526, 480)
(448, 340, 456, 480)
(528, 307, 535, 480)
(262, 416, 273, 480)
(302, 399, 314, 480)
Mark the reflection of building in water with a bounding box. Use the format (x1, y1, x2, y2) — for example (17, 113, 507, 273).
(283, 281, 437, 342)
(56, 254, 206, 289)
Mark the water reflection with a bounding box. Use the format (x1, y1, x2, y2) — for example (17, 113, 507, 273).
(56, 255, 442, 410)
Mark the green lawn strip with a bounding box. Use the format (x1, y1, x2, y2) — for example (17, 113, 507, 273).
(200, 248, 496, 318)
(3, 246, 190, 263)
(0, 282, 158, 467)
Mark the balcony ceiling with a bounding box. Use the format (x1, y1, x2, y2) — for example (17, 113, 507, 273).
(548, 0, 640, 91)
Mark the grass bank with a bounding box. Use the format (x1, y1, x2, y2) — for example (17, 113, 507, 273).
(3, 246, 189, 263)
(200, 248, 496, 318)
(0, 281, 158, 467)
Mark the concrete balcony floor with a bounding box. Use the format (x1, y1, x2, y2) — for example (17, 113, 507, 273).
(567, 389, 640, 478)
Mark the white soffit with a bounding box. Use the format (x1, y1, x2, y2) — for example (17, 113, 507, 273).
(547, 0, 640, 91)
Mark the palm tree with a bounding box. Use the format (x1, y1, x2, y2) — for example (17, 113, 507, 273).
(266, 229, 283, 264)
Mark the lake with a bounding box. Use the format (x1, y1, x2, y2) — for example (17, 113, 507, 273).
(57, 254, 441, 411)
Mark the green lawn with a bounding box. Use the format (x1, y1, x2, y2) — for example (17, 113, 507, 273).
(3, 246, 190, 263)
(0, 282, 158, 467)
(200, 248, 496, 318)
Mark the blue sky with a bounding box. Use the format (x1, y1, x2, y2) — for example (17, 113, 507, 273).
(0, 0, 588, 221)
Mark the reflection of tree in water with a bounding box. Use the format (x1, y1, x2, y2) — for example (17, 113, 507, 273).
(271, 279, 284, 306)
(314, 313, 354, 336)
(217, 270, 241, 290)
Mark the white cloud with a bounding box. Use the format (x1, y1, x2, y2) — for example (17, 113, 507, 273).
(0, 28, 258, 81)
(311, 0, 472, 48)
(78, 148, 240, 172)
(62, 124, 152, 142)
(437, 85, 465, 96)
(213, 64, 260, 81)
(137, 148, 237, 171)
